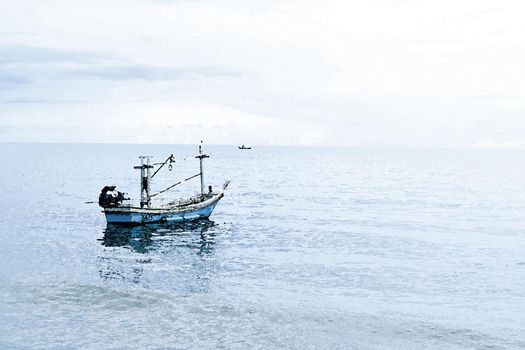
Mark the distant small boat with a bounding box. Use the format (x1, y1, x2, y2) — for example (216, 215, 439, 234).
(238, 145, 252, 150)
(98, 143, 229, 225)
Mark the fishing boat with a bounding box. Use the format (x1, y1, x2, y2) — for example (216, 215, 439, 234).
(238, 144, 251, 150)
(98, 143, 228, 225)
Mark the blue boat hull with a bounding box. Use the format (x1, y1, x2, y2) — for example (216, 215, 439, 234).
(103, 193, 222, 225)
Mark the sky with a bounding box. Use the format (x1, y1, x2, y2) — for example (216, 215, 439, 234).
(0, 0, 524, 148)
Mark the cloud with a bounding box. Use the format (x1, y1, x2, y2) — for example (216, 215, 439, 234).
(0, 100, 329, 145)
(0, 45, 238, 82)
(69, 65, 239, 81)
(0, 72, 31, 89)
(0, 44, 241, 107)
(298, 130, 327, 146)
(0, 98, 82, 104)
(1, 0, 525, 146)
(0, 45, 107, 65)
(472, 138, 525, 150)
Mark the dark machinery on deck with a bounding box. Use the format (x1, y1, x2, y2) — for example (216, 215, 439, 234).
(98, 186, 127, 208)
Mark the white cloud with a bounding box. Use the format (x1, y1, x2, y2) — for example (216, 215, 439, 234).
(0, 0, 524, 146)
(472, 138, 525, 150)
(298, 130, 326, 146)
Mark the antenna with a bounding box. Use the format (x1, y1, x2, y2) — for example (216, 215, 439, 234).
(195, 141, 210, 195)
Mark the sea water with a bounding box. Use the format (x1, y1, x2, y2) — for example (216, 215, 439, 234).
(0, 143, 524, 349)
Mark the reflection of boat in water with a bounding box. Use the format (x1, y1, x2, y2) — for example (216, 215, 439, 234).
(100, 224, 154, 253)
(238, 144, 252, 150)
(98, 220, 220, 287)
(100, 220, 217, 254)
(98, 142, 229, 225)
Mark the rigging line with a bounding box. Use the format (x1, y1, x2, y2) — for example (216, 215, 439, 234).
(149, 173, 201, 198)
(151, 154, 175, 179)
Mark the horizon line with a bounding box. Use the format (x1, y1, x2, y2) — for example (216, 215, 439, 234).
(0, 140, 523, 151)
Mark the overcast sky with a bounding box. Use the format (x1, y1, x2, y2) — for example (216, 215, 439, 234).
(1, 0, 524, 148)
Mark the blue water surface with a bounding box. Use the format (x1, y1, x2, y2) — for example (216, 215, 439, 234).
(0, 143, 524, 349)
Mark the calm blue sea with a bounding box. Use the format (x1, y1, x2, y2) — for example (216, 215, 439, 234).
(0, 143, 524, 349)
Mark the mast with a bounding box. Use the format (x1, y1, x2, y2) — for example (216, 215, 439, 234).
(134, 156, 153, 208)
(195, 141, 210, 195)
